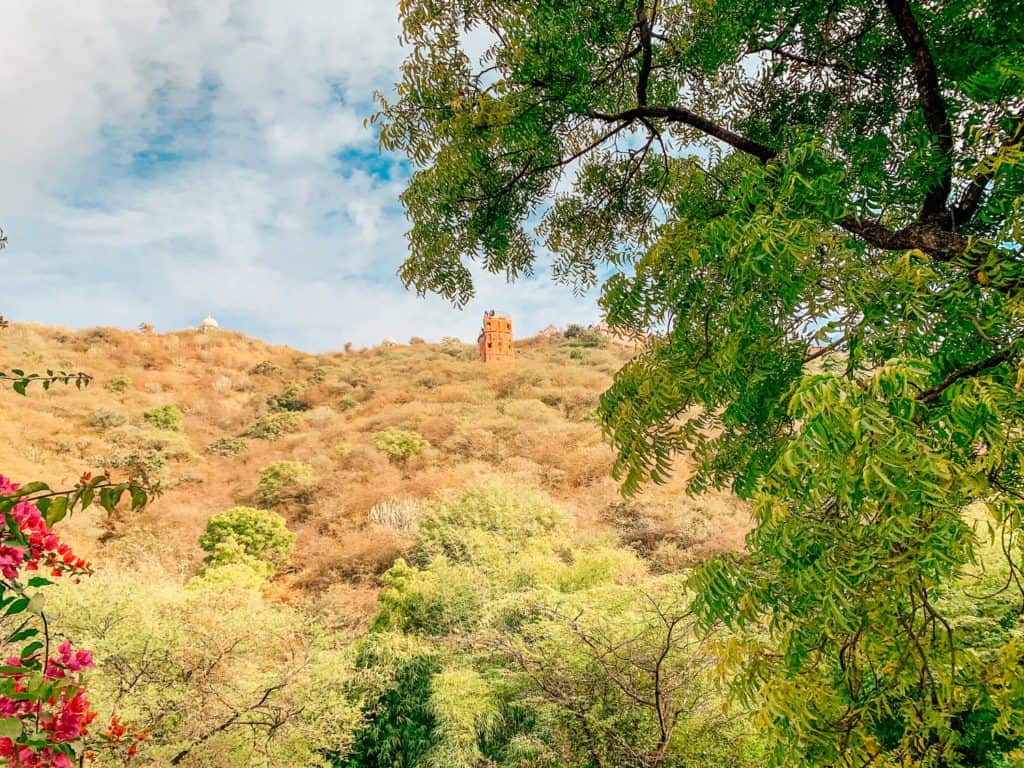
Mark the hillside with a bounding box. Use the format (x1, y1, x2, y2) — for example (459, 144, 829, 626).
(0, 322, 748, 622)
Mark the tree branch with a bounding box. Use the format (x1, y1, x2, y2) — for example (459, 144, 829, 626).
(882, 0, 953, 219)
(588, 106, 778, 161)
(951, 115, 1024, 228)
(918, 344, 1019, 403)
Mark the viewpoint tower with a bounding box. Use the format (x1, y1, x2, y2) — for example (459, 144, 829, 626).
(478, 311, 514, 363)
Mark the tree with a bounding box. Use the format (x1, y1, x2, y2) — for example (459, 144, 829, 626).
(346, 485, 758, 768)
(377, 1, 1024, 764)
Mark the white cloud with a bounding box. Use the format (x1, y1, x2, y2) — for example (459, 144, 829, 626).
(0, 0, 600, 350)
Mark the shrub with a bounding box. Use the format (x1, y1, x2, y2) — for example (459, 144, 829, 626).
(244, 411, 300, 440)
(368, 497, 420, 532)
(199, 506, 295, 569)
(138, 322, 153, 333)
(250, 360, 282, 376)
(189, 560, 273, 592)
(103, 375, 132, 393)
(255, 461, 318, 506)
(307, 367, 327, 384)
(409, 336, 426, 345)
(267, 384, 310, 412)
(414, 485, 569, 566)
(86, 408, 128, 430)
(440, 337, 464, 357)
(563, 323, 585, 339)
(373, 428, 429, 465)
(143, 404, 184, 432)
(205, 437, 248, 457)
(337, 396, 358, 412)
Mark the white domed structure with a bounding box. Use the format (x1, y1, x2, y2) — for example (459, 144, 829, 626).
(199, 316, 220, 332)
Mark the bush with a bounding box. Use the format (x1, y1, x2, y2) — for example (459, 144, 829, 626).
(250, 360, 282, 376)
(103, 375, 132, 393)
(373, 428, 429, 465)
(414, 485, 568, 566)
(255, 461, 318, 506)
(244, 411, 300, 440)
(409, 336, 426, 345)
(440, 337, 465, 357)
(205, 437, 248, 457)
(199, 506, 295, 569)
(267, 384, 310, 412)
(368, 497, 420, 532)
(189, 560, 273, 592)
(86, 408, 128, 430)
(143, 404, 184, 432)
(336, 396, 358, 412)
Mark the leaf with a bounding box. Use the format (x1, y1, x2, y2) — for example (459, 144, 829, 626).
(0, 717, 22, 740)
(43, 496, 68, 526)
(4, 598, 30, 617)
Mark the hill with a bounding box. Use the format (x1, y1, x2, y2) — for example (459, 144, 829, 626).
(0, 322, 748, 623)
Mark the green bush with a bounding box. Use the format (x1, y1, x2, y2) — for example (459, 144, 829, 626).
(86, 408, 128, 430)
(255, 461, 318, 506)
(143, 404, 184, 432)
(266, 384, 310, 412)
(189, 560, 274, 592)
(373, 428, 429, 465)
(205, 436, 248, 457)
(199, 506, 295, 569)
(336, 396, 358, 412)
(244, 411, 300, 440)
(103, 375, 132, 393)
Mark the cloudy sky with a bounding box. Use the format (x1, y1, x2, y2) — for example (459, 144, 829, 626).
(0, 1, 600, 350)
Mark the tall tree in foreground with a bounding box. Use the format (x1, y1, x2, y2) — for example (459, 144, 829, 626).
(376, 1, 1024, 764)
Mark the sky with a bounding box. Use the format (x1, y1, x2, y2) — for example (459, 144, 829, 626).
(0, 1, 601, 351)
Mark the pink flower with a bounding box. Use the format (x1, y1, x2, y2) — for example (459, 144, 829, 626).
(0, 546, 26, 579)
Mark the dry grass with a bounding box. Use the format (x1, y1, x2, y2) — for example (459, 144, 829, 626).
(0, 322, 750, 623)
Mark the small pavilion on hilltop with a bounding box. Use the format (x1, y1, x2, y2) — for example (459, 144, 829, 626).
(198, 316, 220, 333)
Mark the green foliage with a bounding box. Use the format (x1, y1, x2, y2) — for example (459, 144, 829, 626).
(50, 570, 359, 767)
(254, 461, 318, 507)
(0, 368, 91, 395)
(341, 636, 441, 768)
(380, 0, 1024, 763)
(199, 505, 295, 570)
(142, 404, 183, 432)
(204, 436, 248, 456)
(244, 411, 300, 440)
(103, 374, 132, 393)
(372, 428, 429, 465)
(267, 383, 310, 412)
(350, 485, 760, 767)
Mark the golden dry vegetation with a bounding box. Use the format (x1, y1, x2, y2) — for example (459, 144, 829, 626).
(0, 322, 749, 623)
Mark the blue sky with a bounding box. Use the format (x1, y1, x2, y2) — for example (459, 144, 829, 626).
(0, 1, 601, 351)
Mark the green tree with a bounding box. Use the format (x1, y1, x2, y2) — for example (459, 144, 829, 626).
(199, 505, 296, 569)
(347, 486, 758, 768)
(377, 1, 1024, 764)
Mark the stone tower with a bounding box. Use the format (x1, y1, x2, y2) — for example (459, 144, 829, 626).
(478, 310, 514, 363)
